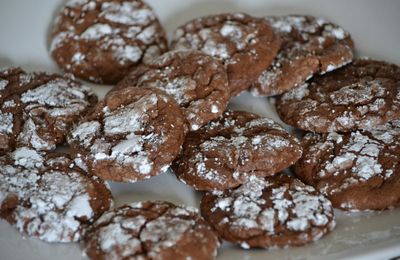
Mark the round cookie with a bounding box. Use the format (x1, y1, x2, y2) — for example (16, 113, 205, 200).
(84, 201, 220, 260)
(170, 13, 281, 96)
(294, 121, 400, 211)
(171, 110, 302, 191)
(0, 67, 97, 155)
(50, 0, 168, 84)
(68, 87, 185, 182)
(0, 147, 113, 242)
(200, 175, 335, 249)
(276, 59, 400, 133)
(251, 15, 354, 97)
(110, 50, 230, 131)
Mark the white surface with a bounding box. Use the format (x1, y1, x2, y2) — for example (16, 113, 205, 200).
(1, 0, 400, 259)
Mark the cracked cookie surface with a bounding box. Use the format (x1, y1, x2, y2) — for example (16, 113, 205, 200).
(110, 50, 230, 131)
(84, 201, 220, 260)
(200, 175, 335, 249)
(171, 110, 302, 191)
(276, 59, 400, 132)
(68, 87, 185, 182)
(294, 121, 400, 211)
(0, 147, 113, 242)
(170, 13, 281, 96)
(251, 15, 354, 97)
(0, 67, 97, 154)
(50, 0, 168, 84)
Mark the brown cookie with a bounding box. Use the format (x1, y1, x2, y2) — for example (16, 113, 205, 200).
(110, 50, 230, 131)
(200, 175, 335, 249)
(276, 59, 400, 133)
(84, 201, 220, 260)
(68, 87, 185, 182)
(170, 13, 281, 96)
(50, 0, 168, 84)
(0, 67, 97, 155)
(0, 147, 113, 242)
(171, 110, 302, 191)
(251, 15, 354, 97)
(294, 121, 400, 211)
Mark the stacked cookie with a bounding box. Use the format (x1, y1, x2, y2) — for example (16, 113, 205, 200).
(276, 60, 400, 212)
(1, 0, 399, 259)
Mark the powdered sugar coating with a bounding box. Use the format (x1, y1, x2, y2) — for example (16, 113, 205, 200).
(0, 68, 97, 154)
(50, 0, 168, 84)
(295, 121, 400, 211)
(0, 148, 113, 242)
(68, 87, 185, 182)
(251, 15, 354, 97)
(276, 59, 400, 133)
(171, 13, 281, 95)
(172, 110, 302, 191)
(113, 50, 230, 131)
(201, 175, 335, 248)
(84, 201, 220, 260)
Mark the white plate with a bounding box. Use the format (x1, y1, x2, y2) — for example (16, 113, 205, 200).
(1, 0, 400, 259)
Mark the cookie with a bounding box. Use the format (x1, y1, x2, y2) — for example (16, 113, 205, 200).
(171, 110, 302, 191)
(50, 0, 168, 84)
(0, 67, 97, 155)
(200, 175, 335, 249)
(294, 121, 400, 211)
(251, 15, 354, 97)
(68, 87, 185, 182)
(0, 147, 113, 242)
(84, 201, 220, 260)
(276, 59, 400, 133)
(170, 13, 281, 96)
(110, 50, 230, 131)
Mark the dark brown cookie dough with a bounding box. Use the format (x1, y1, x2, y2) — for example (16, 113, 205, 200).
(0, 67, 97, 155)
(276, 59, 400, 133)
(200, 175, 335, 249)
(0, 147, 113, 242)
(170, 13, 281, 96)
(68, 87, 185, 182)
(171, 110, 302, 191)
(110, 50, 230, 131)
(251, 15, 354, 97)
(50, 0, 168, 84)
(294, 121, 400, 211)
(84, 201, 220, 260)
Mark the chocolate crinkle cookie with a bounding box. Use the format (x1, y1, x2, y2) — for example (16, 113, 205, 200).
(251, 15, 354, 97)
(50, 0, 168, 84)
(110, 50, 230, 131)
(294, 121, 400, 211)
(171, 110, 302, 191)
(170, 13, 281, 96)
(84, 201, 220, 260)
(0, 147, 113, 243)
(200, 175, 335, 249)
(68, 87, 185, 182)
(0, 67, 97, 155)
(276, 59, 400, 133)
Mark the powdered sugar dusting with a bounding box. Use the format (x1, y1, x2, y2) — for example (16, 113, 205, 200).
(9, 75, 96, 151)
(0, 152, 108, 243)
(0, 111, 13, 134)
(69, 93, 164, 177)
(51, 0, 164, 81)
(184, 112, 300, 188)
(210, 176, 335, 240)
(172, 13, 261, 66)
(303, 122, 400, 197)
(0, 79, 8, 90)
(88, 202, 215, 258)
(252, 15, 353, 97)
